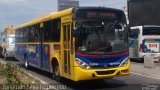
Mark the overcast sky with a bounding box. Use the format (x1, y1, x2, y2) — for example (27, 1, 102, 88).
(0, 0, 127, 30)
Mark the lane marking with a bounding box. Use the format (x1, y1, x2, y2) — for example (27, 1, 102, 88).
(131, 72, 160, 80)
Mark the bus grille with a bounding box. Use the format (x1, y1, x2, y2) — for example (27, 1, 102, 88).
(96, 70, 115, 75)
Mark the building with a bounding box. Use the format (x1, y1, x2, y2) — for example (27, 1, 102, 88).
(128, 0, 160, 27)
(58, 0, 79, 11)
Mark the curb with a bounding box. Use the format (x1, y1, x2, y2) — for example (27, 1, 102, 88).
(24, 71, 48, 84)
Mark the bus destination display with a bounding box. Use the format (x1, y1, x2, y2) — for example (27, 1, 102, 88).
(87, 12, 116, 18)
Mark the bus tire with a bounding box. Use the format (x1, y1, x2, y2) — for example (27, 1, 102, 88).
(0, 46, 3, 57)
(53, 62, 61, 81)
(4, 50, 8, 60)
(24, 57, 29, 69)
(141, 58, 144, 63)
(4, 52, 7, 60)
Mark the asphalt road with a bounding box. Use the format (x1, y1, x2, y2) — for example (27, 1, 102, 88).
(1, 58, 160, 90)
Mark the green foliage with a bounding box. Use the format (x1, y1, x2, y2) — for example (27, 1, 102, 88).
(0, 62, 21, 85)
(0, 62, 5, 76)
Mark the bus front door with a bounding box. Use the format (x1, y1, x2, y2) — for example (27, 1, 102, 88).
(62, 23, 71, 77)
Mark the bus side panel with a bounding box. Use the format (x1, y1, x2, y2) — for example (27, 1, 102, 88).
(15, 44, 26, 62)
(15, 43, 51, 71)
(27, 44, 51, 71)
(27, 44, 39, 67)
(41, 44, 51, 70)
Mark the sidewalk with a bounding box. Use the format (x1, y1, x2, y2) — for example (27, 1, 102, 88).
(131, 62, 160, 79)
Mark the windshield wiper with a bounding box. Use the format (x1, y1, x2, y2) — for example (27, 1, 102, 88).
(104, 21, 118, 32)
(89, 42, 112, 53)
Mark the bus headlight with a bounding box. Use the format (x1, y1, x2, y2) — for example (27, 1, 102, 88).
(119, 57, 129, 67)
(75, 58, 91, 69)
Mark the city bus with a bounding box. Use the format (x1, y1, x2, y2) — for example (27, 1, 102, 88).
(0, 26, 15, 60)
(14, 7, 130, 81)
(129, 25, 160, 62)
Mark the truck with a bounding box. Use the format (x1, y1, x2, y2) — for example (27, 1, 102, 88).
(0, 26, 15, 60)
(128, 0, 160, 62)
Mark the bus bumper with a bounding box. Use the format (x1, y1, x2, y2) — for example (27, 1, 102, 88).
(74, 60, 130, 81)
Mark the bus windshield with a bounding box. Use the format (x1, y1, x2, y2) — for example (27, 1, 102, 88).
(143, 27, 160, 35)
(76, 21, 128, 54)
(8, 36, 15, 45)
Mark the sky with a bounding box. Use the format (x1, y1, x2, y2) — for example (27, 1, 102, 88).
(0, 0, 127, 30)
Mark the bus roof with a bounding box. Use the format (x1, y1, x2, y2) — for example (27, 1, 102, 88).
(14, 8, 73, 30)
(14, 7, 124, 30)
(73, 7, 124, 12)
(5, 25, 15, 35)
(5, 25, 14, 30)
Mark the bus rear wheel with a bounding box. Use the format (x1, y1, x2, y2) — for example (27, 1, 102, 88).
(24, 57, 29, 69)
(53, 63, 61, 81)
(4, 52, 8, 60)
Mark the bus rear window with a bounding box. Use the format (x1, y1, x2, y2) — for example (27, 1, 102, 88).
(143, 27, 160, 35)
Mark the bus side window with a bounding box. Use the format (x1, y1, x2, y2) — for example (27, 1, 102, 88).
(44, 20, 52, 42)
(52, 18, 61, 42)
(29, 26, 36, 42)
(19, 29, 24, 42)
(129, 29, 139, 38)
(23, 27, 29, 42)
(28, 25, 38, 42)
(34, 25, 38, 41)
(15, 30, 20, 42)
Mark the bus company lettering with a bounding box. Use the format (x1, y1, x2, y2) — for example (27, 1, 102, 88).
(27, 46, 36, 53)
(146, 42, 159, 53)
(149, 44, 157, 48)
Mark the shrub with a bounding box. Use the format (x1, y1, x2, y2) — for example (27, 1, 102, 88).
(0, 62, 21, 85)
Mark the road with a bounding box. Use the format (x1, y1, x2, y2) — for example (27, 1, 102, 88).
(1, 58, 160, 90)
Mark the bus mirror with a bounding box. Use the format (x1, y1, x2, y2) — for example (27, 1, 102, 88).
(73, 21, 77, 30)
(73, 22, 77, 36)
